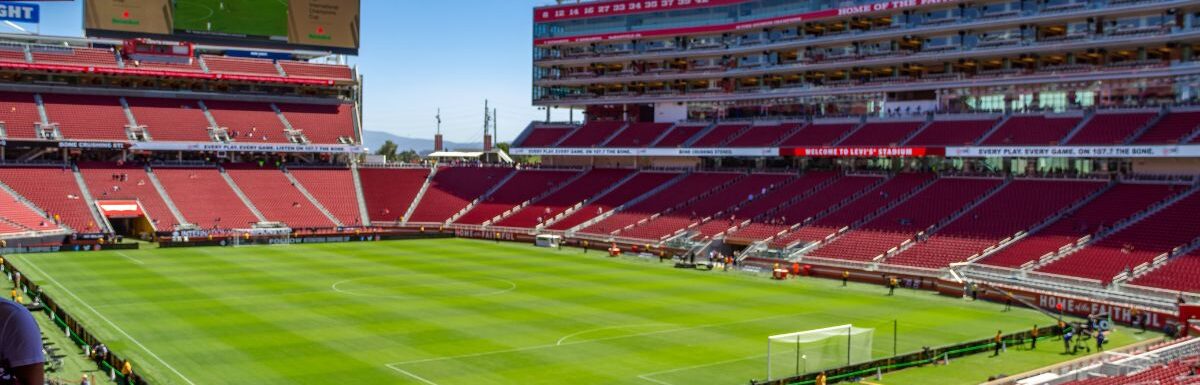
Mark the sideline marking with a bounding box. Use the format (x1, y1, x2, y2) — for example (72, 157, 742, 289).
(22, 258, 197, 385)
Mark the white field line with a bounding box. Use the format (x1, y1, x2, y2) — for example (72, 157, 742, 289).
(555, 323, 674, 346)
(22, 258, 197, 385)
(636, 353, 767, 384)
(387, 366, 442, 385)
(387, 310, 815, 367)
(113, 251, 144, 265)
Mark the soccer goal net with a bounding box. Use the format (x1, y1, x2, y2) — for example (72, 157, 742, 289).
(766, 325, 874, 381)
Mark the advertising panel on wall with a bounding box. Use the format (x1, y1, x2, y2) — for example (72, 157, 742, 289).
(84, 0, 359, 54)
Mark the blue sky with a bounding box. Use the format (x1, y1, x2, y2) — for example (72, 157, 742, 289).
(7, 0, 568, 143)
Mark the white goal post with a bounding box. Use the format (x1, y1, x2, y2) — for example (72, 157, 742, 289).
(766, 324, 874, 381)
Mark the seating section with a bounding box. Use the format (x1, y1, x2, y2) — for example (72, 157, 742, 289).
(517, 126, 575, 147)
(653, 124, 707, 147)
(153, 167, 259, 229)
(779, 123, 858, 146)
(839, 121, 924, 146)
(1134, 111, 1200, 144)
(581, 172, 739, 235)
(726, 124, 802, 147)
(1130, 253, 1200, 293)
(204, 100, 286, 142)
(810, 178, 1002, 262)
(1062, 360, 1196, 385)
(735, 175, 878, 245)
(226, 166, 335, 228)
(886, 180, 1104, 269)
(700, 173, 826, 239)
(80, 163, 180, 230)
(982, 184, 1174, 268)
(0, 92, 42, 139)
(905, 119, 997, 146)
(0, 187, 58, 234)
(125, 59, 205, 73)
(455, 170, 579, 225)
(497, 169, 634, 228)
(0, 167, 97, 232)
(358, 167, 430, 222)
(407, 167, 515, 223)
(40, 94, 130, 141)
(774, 174, 935, 247)
(277, 103, 357, 144)
(1038, 190, 1200, 282)
(605, 122, 674, 147)
(289, 168, 364, 226)
(126, 97, 212, 142)
(30, 47, 117, 67)
(690, 124, 749, 147)
(747, 176, 882, 246)
(1066, 112, 1157, 145)
(980, 115, 1081, 145)
(0, 48, 26, 63)
(547, 172, 681, 230)
(202, 55, 281, 76)
(278, 61, 353, 80)
(558, 121, 625, 147)
(621, 173, 791, 240)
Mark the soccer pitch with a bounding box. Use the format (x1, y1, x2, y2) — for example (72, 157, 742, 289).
(8, 239, 1148, 385)
(173, 0, 288, 37)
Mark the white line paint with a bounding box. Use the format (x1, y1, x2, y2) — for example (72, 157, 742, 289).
(637, 353, 767, 379)
(556, 323, 674, 346)
(22, 259, 197, 385)
(113, 251, 144, 265)
(386, 364, 442, 385)
(637, 374, 674, 385)
(387, 310, 814, 367)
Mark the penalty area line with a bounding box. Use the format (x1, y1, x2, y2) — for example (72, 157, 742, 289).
(21, 258, 197, 385)
(636, 353, 767, 385)
(385, 364, 442, 385)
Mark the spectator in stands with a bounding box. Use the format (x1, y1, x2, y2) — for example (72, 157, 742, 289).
(1179, 292, 1187, 305)
(0, 296, 44, 385)
(120, 359, 132, 384)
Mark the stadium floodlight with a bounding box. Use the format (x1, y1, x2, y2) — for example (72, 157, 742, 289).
(766, 324, 874, 381)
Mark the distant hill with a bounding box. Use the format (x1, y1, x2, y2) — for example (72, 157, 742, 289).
(363, 131, 483, 155)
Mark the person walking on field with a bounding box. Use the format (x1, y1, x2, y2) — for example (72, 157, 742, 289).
(842, 270, 849, 286)
(1030, 325, 1038, 350)
(993, 330, 1003, 356)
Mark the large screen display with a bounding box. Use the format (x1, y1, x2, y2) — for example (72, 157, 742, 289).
(85, 0, 359, 54)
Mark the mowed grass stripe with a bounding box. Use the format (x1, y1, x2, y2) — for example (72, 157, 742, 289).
(9, 239, 1133, 385)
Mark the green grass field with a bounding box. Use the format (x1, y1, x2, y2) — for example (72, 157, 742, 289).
(173, 0, 288, 37)
(7, 239, 1149, 385)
